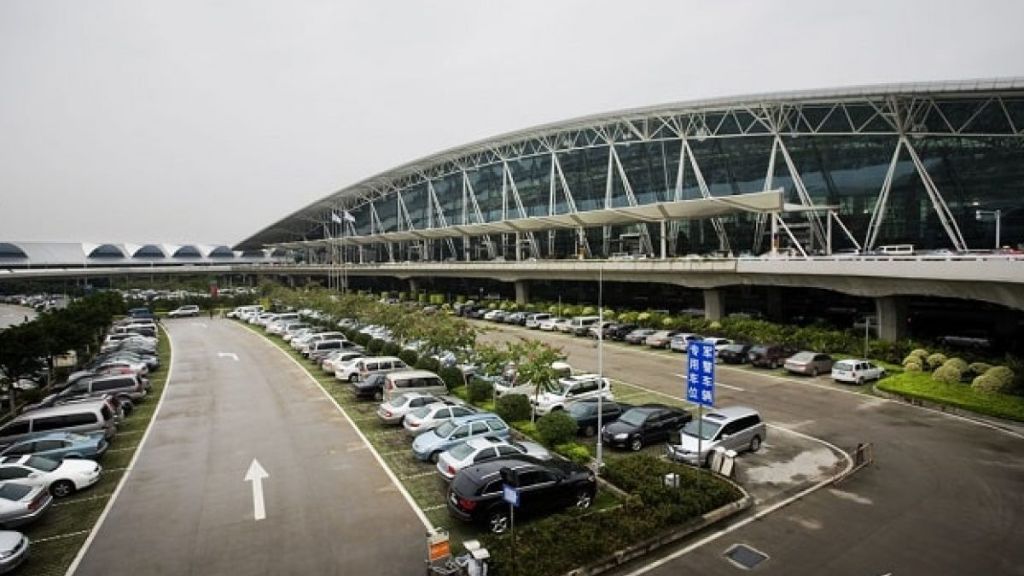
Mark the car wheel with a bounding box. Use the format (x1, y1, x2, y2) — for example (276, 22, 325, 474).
(50, 480, 75, 498)
(348, 374, 358, 383)
(429, 451, 441, 464)
(575, 489, 593, 509)
(811, 368, 819, 377)
(856, 377, 864, 385)
(749, 435, 762, 452)
(583, 425, 596, 436)
(630, 437, 643, 452)
(488, 509, 510, 534)
(374, 390, 383, 401)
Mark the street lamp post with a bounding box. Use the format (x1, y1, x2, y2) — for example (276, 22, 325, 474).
(596, 267, 604, 475)
(976, 209, 1002, 249)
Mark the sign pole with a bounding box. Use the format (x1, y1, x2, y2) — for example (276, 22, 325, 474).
(510, 499, 516, 576)
(697, 404, 703, 467)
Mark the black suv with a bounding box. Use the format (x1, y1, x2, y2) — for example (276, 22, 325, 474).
(447, 456, 597, 533)
(601, 404, 691, 451)
(607, 323, 638, 341)
(748, 344, 796, 369)
(718, 343, 752, 364)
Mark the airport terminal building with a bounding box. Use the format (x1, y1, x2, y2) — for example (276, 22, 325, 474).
(238, 79, 1023, 262)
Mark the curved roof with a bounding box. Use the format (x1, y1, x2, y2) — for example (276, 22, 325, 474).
(0, 241, 271, 267)
(234, 77, 1024, 250)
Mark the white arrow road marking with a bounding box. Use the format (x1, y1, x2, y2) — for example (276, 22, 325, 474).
(673, 374, 745, 392)
(244, 459, 268, 521)
(217, 352, 239, 361)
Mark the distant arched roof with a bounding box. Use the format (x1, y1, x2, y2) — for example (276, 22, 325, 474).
(132, 244, 166, 258)
(0, 242, 28, 259)
(88, 244, 126, 258)
(172, 245, 201, 258)
(207, 245, 235, 258)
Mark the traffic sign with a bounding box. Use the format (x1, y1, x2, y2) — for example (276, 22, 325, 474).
(502, 483, 520, 508)
(686, 341, 716, 407)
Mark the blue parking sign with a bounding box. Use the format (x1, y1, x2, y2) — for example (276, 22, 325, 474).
(502, 484, 519, 508)
(686, 341, 716, 407)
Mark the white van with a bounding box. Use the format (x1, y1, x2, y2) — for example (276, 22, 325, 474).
(336, 356, 408, 383)
(382, 370, 448, 402)
(0, 401, 117, 445)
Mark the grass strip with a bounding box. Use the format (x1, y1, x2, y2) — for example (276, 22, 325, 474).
(878, 371, 1024, 422)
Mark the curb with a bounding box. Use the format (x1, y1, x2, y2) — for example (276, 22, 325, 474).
(563, 491, 755, 576)
(872, 384, 1024, 438)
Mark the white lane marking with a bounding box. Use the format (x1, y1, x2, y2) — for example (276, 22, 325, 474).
(673, 374, 745, 392)
(251, 327, 435, 531)
(244, 459, 268, 521)
(217, 352, 239, 361)
(66, 326, 176, 576)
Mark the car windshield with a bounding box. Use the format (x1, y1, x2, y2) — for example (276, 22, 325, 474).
(0, 483, 31, 501)
(723, 345, 745, 352)
(681, 418, 722, 440)
(26, 456, 60, 472)
(390, 395, 410, 408)
(834, 361, 855, 370)
(448, 442, 476, 460)
(618, 409, 649, 427)
(790, 352, 815, 362)
(435, 421, 457, 437)
(409, 407, 432, 419)
(567, 403, 592, 417)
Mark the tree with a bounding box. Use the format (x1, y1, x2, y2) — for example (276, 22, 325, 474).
(512, 339, 564, 421)
(0, 322, 46, 414)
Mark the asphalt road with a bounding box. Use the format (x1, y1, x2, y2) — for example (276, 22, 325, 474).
(0, 304, 35, 329)
(478, 323, 1024, 576)
(73, 318, 427, 576)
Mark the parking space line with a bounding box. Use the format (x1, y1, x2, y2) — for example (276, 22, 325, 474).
(400, 470, 437, 481)
(65, 328, 176, 576)
(104, 446, 136, 453)
(422, 504, 446, 512)
(35, 530, 92, 545)
(54, 494, 114, 508)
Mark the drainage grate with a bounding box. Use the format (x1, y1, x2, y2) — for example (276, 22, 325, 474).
(723, 543, 769, 570)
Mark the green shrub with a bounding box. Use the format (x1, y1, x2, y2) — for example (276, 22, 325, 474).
(986, 366, 1016, 390)
(904, 360, 923, 372)
(967, 362, 993, 377)
(910, 348, 930, 360)
(381, 341, 401, 357)
(536, 411, 579, 446)
(439, 366, 466, 391)
(398, 349, 419, 368)
(366, 338, 385, 355)
(932, 364, 962, 384)
(351, 332, 371, 347)
(972, 374, 1008, 393)
(467, 377, 493, 404)
(926, 353, 948, 370)
(554, 442, 592, 465)
(495, 394, 532, 423)
(903, 354, 922, 366)
(944, 357, 968, 373)
(415, 356, 442, 374)
(581, 306, 596, 316)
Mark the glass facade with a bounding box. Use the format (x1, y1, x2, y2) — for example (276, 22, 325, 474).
(257, 88, 1024, 261)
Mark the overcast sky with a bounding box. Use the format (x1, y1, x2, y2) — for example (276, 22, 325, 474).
(1, 0, 1022, 247)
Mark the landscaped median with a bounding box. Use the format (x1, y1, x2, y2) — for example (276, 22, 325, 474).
(15, 325, 171, 576)
(877, 371, 1024, 422)
(242, 317, 748, 576)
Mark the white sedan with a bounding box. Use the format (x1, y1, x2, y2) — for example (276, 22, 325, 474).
(436, 436, 550, 480)
(402, 403, 477, 436)
(0, 455, 102, 498)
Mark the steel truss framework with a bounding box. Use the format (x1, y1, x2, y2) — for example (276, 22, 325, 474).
(237, 80, 1024, 262)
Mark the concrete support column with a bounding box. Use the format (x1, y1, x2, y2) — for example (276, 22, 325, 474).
(514, 280, 530, 305)
(409, 278, 419, 296)
(875, 296, 908, 342)
(765, 287, 784, 322)
(704, 288, 724, 321)
(660, 220, 667, 259)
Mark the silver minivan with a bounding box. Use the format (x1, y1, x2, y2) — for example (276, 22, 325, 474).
(0, 401, 117, 445)
(382, 369, 448, 402)
(665, 406, 765, 466)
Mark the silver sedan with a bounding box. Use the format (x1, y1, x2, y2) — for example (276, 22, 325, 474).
(0, 483, 52, 528)
(402, 403, 477, 436)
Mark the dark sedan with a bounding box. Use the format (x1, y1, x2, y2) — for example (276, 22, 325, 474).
(566, 399, 629, 436)
(718, 343, 752, 364)
(624, 329, 656, 345)
(606, 323, 637, 341)
(350, 372, 388, 401)
(601, 404, 691, 451)
(447, 456, 596, 533)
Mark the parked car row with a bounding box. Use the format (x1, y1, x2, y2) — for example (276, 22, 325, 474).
(0, 310, 157, 566)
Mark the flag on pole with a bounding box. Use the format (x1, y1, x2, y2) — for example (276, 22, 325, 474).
(343, 210, 356, 223)
(331, 212, 343, 224)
